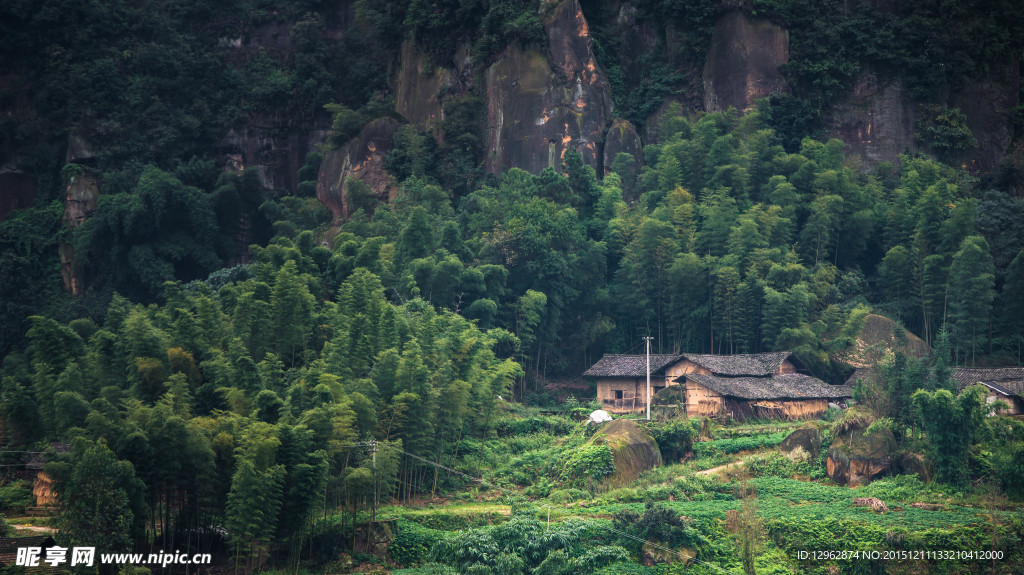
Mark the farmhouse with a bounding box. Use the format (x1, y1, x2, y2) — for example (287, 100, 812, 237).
(951, 367, 1024, 415)
(584, 351, 852, 419)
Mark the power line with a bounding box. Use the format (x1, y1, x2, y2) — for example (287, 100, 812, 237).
(368, 442, 730, 573)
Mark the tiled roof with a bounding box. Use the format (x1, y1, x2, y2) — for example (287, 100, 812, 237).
(679, 372, 854, 400)
(583, 354, 682, 377)
(584, 351, 797, 378)
(951, 367, 1024, 395)
(0, 536, 57, 568)
(682, 351, 793, 376)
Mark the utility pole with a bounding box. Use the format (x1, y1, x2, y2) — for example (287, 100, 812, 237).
(643, 336, 654, 420)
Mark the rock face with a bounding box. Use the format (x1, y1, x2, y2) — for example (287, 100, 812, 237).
(826, 427, 896, 486)
(589, 418, 662, 487)
(316, 117, 401, 222)
(703, 12, 789, 112)
(829, 63, 1019, 172)
(779, 423, 823, 458)
(60, 172, 101, 296)
(955, 61, 1019, 173)
(393, 39, 457, 126)
(485, 0, 613, 175)
(603, 118, 642, 195)
(219, 122, 328, 193)
(829, 72, 917, 170)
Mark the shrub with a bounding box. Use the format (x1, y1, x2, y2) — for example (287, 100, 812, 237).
(693, 432, 789, 456)
(495, 416, 575, 437)
(745, 453, 798, 478)
(562, 444, 616, 486)
(650, 419, 696, 462)
(0, 480, 33, 514)
(858, 475, 941, 503)
(548, 489, 590, 504)
(391, 519, 448, 567)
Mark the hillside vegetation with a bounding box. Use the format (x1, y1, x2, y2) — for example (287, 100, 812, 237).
(1, 1, 1024, 574)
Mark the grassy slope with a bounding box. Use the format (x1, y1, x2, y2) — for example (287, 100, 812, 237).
(385, 416, 1024, 574)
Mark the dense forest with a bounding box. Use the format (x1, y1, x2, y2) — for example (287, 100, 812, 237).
(1, 0, 1024, 574)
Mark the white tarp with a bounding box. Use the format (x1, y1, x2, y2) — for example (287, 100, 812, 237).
(587, 409, 613, 425)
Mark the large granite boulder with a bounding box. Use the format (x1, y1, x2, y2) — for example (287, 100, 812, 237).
(779, 422, 823, 458)
(894, 452, 932, 483)
(826, 426, 896, 486)
(590, 419, 662, 487)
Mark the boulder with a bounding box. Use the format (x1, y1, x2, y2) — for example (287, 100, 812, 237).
(826, 426, 896, 486)
(839, 314, 931, 370)
(853, 497, 888, 513)
(894, 452, 932, 483)
(589, 419, 662, 487)
(779, 423, 823, 458)
(642, 541, 694, 567)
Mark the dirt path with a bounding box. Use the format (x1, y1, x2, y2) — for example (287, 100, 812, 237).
(12, 524, 57, 533)
(695, 460, 745, 476)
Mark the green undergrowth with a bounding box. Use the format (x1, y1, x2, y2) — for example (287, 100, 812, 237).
(387, 416, 1024, 574)
(693, 431, 790, 456)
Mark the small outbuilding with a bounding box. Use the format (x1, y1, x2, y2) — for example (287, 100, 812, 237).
(951, 367, 1024, 415)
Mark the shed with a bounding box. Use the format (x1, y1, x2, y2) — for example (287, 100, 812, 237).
(677, 372, 853, 419)
(951, 367, 1024, 415)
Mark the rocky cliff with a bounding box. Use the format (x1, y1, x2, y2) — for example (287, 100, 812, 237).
(485, 0, 613, 175)
(317, 117, 402, 222)
(703, 12, 789, 113)
(4, 0, 1019, 296)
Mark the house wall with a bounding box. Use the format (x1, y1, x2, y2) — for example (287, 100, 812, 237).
(597, 376, 677, 414)
(778, 359, 797, 374)
(986, 392, 1023, 415)
(684, 381, 724, 417)
(684, 380, 828, 420)
(597, 377, 639, 413)
(731, 398, 829, 420)
(665, 359, 711, 383)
